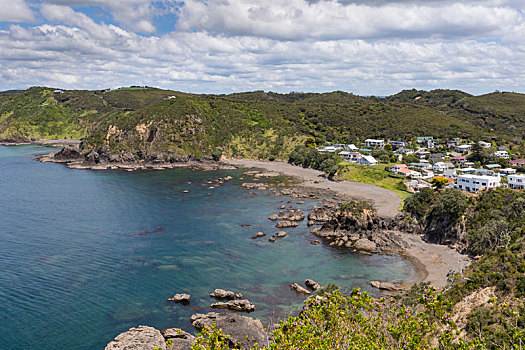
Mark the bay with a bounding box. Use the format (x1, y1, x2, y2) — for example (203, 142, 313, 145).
(0, 145, 415, 350)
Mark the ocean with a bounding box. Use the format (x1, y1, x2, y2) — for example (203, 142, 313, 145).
(0, 145, 415, 349)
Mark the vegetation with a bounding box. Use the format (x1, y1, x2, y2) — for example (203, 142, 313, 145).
(337, 162, 411, 201)
(288, 145, 340, 177)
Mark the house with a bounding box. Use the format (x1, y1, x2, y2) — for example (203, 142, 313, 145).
(409, 163, 432, 170)
(414, 150, 430, 159)
(338, 151, 362, 163)
(509, 159, 525, 168)
(318, 145, 343, 152)
(432, 162, 448, 172)
(396, 148, 414, 154)
(443, 168, 457, 179)
(450, 155, 467, 165)
(390, 164, 408, 174)
(493, 150, 509, 159)
(508, 174, 525, 189)
(417, 136, 434, 143)
(478, 141, 492, 149)
(396, 168, 421, 178)
(358, 156, 378, 166)
(389, 141, 406, 150)
(485, 164, 502, 170)
(359, 148, 373, 153)
(447, 138, 461, 148)
(497, 146, 507, 151)
(364, 139, 385, 148)
(454, 175, 501, 193)
(345, 144, 359, 151)
(421, 169, 434, 179)
(455, 144, 472, 153)
(429, 153, 445, 163)
(459, 167, 477, 174)
(500, 168, 517, 176)
(53, 90, 64, 94)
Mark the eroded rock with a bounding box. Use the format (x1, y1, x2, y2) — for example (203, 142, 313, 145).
(105, 326, 166, 350)
(210, 299, 255, 312)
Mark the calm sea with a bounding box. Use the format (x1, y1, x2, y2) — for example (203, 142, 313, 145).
(0, 145, 416, 349)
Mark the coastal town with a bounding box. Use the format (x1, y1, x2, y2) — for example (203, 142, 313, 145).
(318, 136, 525, 193)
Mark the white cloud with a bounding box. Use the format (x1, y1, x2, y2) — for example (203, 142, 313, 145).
(0, 0, 34, 22)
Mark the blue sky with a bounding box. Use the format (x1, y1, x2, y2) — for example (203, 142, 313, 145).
(1, 0, 525, 95)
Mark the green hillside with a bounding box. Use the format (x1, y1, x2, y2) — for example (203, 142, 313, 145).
(1, 87, 524, 160)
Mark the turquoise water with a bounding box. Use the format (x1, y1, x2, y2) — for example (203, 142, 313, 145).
(0, 145, 416, 350)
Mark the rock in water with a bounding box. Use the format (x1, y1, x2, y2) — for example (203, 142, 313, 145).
(290, 283, 311, 294)
(53, 146, 81, 161)
(190, 312, 267, 349)
(275, 220, 298, 228)
(370, 281, 405, 292)
(305, 279, 321, 291)
(268, 214, 279, 221)
(166, 293, 191, 304)
(210, 299, 255, 312)
(210, 288, 243, 299)
(161, 328, 195, 350)
(276, 231, 287, 238)
(105, 326, 167, 350)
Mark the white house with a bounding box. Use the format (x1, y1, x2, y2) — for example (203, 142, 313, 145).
(338, 151, 362, 163)
(478, 141, 492, 149)
(432, 162, 448, 172)
(493, 150, 509, 159)
(390, 164, 408, 174)
(364, 139, 385, 148)
(397, 148, 414, 154)
(456, 144, 472, 153)
(454, 175, 501, 193)
(345, 144, 359, 151)
(318, 145, 343, 152)
(358, 155, 378, 166)
(500, 168, 517, 176)
(421, 169, 434, 179)
(508, 174, 525, 189)
(410, 163, 432, 170)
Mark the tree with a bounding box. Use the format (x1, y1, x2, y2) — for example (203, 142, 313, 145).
(305, 137, 316, 148)
(384, 143, 393, 151)
(431, 177, 450, 190)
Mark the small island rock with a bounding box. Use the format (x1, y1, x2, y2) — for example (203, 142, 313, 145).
(210, 299, 255, 312)
(166, 293, 191, 304)
(290, 283, 311, 295)
(105, 326, 167, 350)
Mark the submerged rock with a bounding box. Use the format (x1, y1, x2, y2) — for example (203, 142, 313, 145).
(190, 312, 267, 349)
(105, 326, 167, 350)
(210, 299, 255, 312)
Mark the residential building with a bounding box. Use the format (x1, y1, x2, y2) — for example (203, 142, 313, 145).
(396, 148, 414, 154)
(389, 141, 406, 150)
(508, 174, 525, 189)
(497, 146, 507, 151)
(493, 150, 509, 159)
(345, 144, 359, 151)
(478, 141, 492, 149)
(390, 164, 408, 174)
(429, 153, 445, 163)
(318, 145, 343, 152)
(410, 163, 432, 170)
(485, 164, 502, 170)
(500, 168, 517, 176)
(338, 151, 362, 163)
(455, 144, 472, 153)
(358, 155, 378, 166)
(364, 139, 385, 148)
(432, 162, 448, 172)
(421, 169, 434, 179)
(417, 136, 434, 143)
(414, 150, 430, 159)
(510, 159, 525, 167)
(443, 169, 457, 179)
(447, 138, 461, 148)
(450, 155, 467, 165)
(459, 167, 477, 174)
(454, 175, 501, 193)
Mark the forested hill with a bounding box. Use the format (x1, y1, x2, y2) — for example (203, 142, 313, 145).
(1, 86, 524, 160)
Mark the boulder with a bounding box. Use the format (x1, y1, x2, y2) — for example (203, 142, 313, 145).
(304, 279, 321, 291)
(210, 288, 242, 300)
(353, 238, 377, 252)
(105, 326, 166, 350)
(241, 183, 267, 190)
(166, 293, 191, 304)
(276, 231, 287, 238)
(53, 146, 81, 160)
(251, 232, 266, 239)
(370, 281, 405, 292)
(268, 214, 279, 221)
(307, 207, 333, 226)
(290, 283, 311, 295)
(161, 328, 195, 350)
(281, 212, 305, 222)
(210, 299, 255, 312)
(190, 312, 267, 349)
(275, 220, 298, 228)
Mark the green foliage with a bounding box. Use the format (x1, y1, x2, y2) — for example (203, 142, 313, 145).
(288, 146, 341, 176)
(404, 188, 435, 220)
(428, 189, 468, 223)
(340, 200, 376, 215)
(192, 323, 234, 349)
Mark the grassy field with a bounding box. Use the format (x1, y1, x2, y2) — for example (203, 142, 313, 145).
(336, 162, 413, 202)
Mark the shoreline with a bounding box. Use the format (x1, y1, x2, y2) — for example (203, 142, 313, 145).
(225, 158, 469, 290)
(0, 138, 81, 146)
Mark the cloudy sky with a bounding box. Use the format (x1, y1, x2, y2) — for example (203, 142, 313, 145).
(0, 0, 524, 95)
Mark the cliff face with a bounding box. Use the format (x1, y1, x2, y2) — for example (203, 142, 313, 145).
(424, 215, 468, 252)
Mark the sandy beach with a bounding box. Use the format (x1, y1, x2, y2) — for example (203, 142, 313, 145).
(227, 159, 469, 289)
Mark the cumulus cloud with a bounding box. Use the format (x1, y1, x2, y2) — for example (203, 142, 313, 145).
(175, 0, 524, 41)
(0, 1, 525, 94)
(0, 0, 35, 22)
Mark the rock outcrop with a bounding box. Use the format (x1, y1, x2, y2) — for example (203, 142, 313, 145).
(210, 288, 243, 299)
(105, 326, 167, 350)
(290, 283, 311, 295)
(275, 220, 298, 228)
(166, 293, 191, 304)
(161, 328, 195, 350)
(305, 279, 321, 291)
(370, 281, 406, 292)
(210, 299, 255, 312)
(53, 146, 82, 161)
(190, 312, 267, 349)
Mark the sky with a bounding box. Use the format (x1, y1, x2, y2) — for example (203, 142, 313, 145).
(0, 0, 524, 95)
